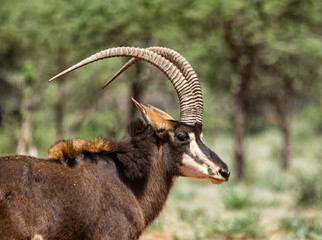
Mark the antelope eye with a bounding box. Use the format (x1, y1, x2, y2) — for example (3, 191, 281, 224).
(176, 132, 189, 142)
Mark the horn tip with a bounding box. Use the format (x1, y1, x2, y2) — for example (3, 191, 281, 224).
(102, 78, 113, 89)
(48, 76, 57, 82)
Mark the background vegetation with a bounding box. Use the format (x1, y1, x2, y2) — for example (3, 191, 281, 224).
(0, 0, 321, 239)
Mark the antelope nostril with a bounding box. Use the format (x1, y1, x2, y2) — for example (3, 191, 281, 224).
(219, 169, 230, 180)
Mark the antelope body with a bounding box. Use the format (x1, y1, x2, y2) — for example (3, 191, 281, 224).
(0, 47, 230, 240)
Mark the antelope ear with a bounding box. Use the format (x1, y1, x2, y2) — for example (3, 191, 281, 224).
(147, 104, 175, 121)
(132, 97, 174, 131)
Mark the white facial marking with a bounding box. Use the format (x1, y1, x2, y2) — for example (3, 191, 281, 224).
(32, 234, 44, 240)
(181, 153, 208, 178)
(188, 133, 208, 161)
(180, 132, 224, 182)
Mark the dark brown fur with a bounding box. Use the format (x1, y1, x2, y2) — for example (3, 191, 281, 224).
(0, 120, 186, 240)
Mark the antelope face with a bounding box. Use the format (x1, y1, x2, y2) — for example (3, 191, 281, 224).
(133, 98, 230, 184)
(170, 123, 230, 184)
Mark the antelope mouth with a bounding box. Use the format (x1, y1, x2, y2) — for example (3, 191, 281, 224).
(209, 177, 226, 184)
(209, 172, 230, 184)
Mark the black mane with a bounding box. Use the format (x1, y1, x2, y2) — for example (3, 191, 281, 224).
(47, 118, 157, 181)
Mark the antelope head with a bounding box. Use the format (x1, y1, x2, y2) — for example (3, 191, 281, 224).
(49, 46, 230, 184)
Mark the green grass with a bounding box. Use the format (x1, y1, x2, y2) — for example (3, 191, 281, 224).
(221, 186, 253, 210)
(280, 215, 322, 240)
(293, 171, 322, 207)
(142, 119, 322, 240)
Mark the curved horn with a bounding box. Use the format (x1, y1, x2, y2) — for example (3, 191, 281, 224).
(102, 57, 138, 89)
(149, 47, 203, 123)
(104, 47, 203, 123)
(49, 47, 198, 125)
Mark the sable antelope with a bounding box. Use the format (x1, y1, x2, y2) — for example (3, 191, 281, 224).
(0, 47, 230, 240)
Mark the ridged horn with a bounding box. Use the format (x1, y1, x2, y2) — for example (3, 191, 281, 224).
(103, 47, 203, 123)
(49, 47, 198, 125)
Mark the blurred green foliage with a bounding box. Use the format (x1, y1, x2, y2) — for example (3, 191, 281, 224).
(0, 0, 322, 153)
(280, 216, 322, 240)
(0, 0, 321, 157)
(0, 0, 322, 239)
(294, 170, 322, 207)
(222, 186, 253, 210)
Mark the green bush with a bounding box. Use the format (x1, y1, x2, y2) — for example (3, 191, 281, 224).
(293, 171, 322, 207)
(175, 210, 261, 240)
(177, 207, 206, 224)
(210, 212, 261, 239)
(301, 105, 322, 134)
(280, 216, 322, 240)
(222, 186, 253, 210)
(258, 166, 286, 192)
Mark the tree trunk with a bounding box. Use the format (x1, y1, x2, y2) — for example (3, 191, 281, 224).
(128, 62, 144, 125)
(56, 80, 65, 139)
(222, 20, 257, 181)
(16, 108, 32, 155)
(234, 94, 246, 180)
(273, 77, 294, 171)
(16, 74, 39, 157)
(279, 108, 292, 170)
